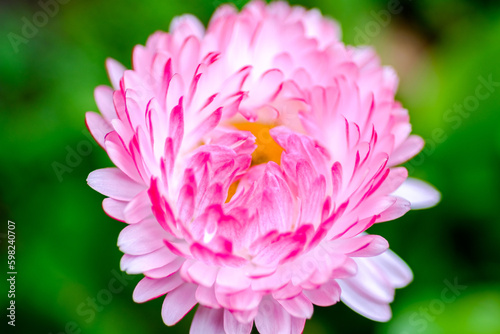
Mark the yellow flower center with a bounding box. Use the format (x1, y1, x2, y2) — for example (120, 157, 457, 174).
(232, 122, 283, 166)
(225, 122, 284, 202)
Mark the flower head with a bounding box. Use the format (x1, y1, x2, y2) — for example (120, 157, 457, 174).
(86, 1, 440, 332)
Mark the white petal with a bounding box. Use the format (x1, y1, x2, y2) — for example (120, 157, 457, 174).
(338, 278, 392, 322)
(391, 177, 441, 209)
(338, 249, 413, 322)
(368, 249, 413, 288)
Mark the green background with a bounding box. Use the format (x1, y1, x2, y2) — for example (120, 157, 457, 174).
(1, 0, 500, 333)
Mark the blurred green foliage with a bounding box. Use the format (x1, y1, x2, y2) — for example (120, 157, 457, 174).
(1, 0, 499, 333)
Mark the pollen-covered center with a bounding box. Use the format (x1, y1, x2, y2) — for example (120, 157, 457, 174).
(225, 122, 284, 202)
(232, 122, 283, 166)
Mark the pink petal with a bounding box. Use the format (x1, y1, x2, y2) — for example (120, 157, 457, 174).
(166, 74, 185, 117)
(389, 135, 424, 166)
(224, 309, 253, 334)
(120, 247, 177, 274)
(376, 197, 411, 222)
(104, 131, 143, 184)
(178, 35, 201, 79)
(190, 242, 247, 268)
(124, 190, 153, 224)
(170, 14, 205, 40)
(257, 167, 294, 235)
(87, 168, 145, 201)
(231, 308, 259, 324)
(105, 58, 126, 90)
(291, 316, 306, 334)
(177, 185, 195, 224)
(277, 293, 313, 319)
(331, 256, 358, 279)
(303, 280, 341, 306)
(248, 69, 284, 105)
(85, 111, 113, 148)
(375, 167, 408, 195)
(190, 306, 224, 334)
(168, 100, 184, 155)
(272, 282, 302, 300)
(144, 257, 184, 279)
(252, 232, 306, 267)
(162, 283, 198, 326)
(302, 8, 341, 48)
(195, 285, 220, 309)
(149, 178, 179, 236)
(94, 85, 116, 121)
(332, 234, 389, 257)
(102, 198, 126, 222)
(188, 107, 222, 140)
(133, 273, 184, 303)
(163, 238, 191, 257)
(131, 45, 153, 74)
(215, 288, 262, 311)
(186, 261, 219, 287)
(118, 219, 166, 255)
(255, 297, 291, 334)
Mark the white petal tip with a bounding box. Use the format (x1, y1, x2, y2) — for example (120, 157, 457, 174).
(392, 177, 441, 210)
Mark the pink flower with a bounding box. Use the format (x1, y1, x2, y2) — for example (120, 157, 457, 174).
(86, 1, 440, 333)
